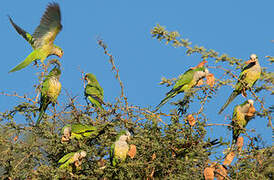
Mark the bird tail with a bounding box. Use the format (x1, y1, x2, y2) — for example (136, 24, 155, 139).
(218, 91, 238, 114)
(88, 96, 104, 111)
(155, 91, 177, 111)
(9, 50, 39, 73)
(36, 102, 49, 126)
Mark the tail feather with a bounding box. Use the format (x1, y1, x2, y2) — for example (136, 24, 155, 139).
(9, 50, 39, 73)
(155, 91, 177, 111)
(218, 91, 239, 114)
(36, 103, 49, 125)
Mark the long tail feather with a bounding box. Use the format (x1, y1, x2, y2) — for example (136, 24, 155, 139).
(218, 91, 239, 114)
(9, 51, 38, 73)
(36, 103, 49, 125)
(155, 91, 177, 111)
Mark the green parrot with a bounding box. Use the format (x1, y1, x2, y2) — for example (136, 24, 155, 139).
(84, 73, 105, 110)
(8, 2, 63, 73)
(231, 99, 255, 144)
(110, 130, 131, 166)
(36, 67, 61, 125)
(58, 150, 87, 170)
(61, 124, 98, 142)
(156, 66, 210, 111)
(218, 54, 261, 114)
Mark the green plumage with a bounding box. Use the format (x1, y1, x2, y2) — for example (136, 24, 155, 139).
(58, 150, 86, 170)
(9, 2, 63, 73)
(231, 100, 254, 144)
(84, 73, 105, 110)
(156, 66, 209, 111)
(63, 124, 98, 140)
(219, 54, 261, 114)
(36, 67, 61, 125)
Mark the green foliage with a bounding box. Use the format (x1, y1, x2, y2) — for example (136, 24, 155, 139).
(0, 25, 272, 179)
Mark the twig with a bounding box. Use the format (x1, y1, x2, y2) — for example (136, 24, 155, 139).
(0, 92, 36, 104)
(97, 39, 128, 110)
(206, 123, 232, 127)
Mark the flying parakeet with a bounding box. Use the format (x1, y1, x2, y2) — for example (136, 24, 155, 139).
(218, 54, 261, 114)
(36, 67, 61, 125)
(110, 130, 131, 166)
(8, 2, 63, 73)
(156, 66, 210, 111)
(58, 150, 87, 171)
(231, 99, 255, 144)
(84, 73, 105, 110)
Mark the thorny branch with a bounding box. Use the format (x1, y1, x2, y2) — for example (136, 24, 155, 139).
(97, 39, 129, 111)
(0, 92, 37, 104)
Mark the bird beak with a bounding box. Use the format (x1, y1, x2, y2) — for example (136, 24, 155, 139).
(59, 54, 63, 58)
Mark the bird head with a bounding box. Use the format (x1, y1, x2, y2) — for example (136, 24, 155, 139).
(85, 73, 98, 84)
(245, 54, 258, 64)
(79, 151, 87, 158)
(49, 67, 61, 78)
(247, 99, 254, 106)
(117, 130, 131, 141)
(54, 45, 64, 58)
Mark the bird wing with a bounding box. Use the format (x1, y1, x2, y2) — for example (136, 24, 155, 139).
(32, 3, 62, 49)
(8, 16, 35, 47)
(170, 69, 194, 93)
(85, 84, 105, 105)
(71, 124, 97, 134)
(58, 152, 75, 164)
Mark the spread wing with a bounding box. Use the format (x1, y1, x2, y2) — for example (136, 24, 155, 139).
(32, 3, 62, 49)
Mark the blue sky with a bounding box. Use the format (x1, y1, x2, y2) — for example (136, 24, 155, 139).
(0, 0, 273, 149)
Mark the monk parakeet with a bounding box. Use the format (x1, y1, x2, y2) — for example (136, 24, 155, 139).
(110, 130, 131, 166)
(156, 66, 209, 111)
(36, 67, 61, 125)
(84, 73, 105, 110)
(218, 54, 261, 114)
(231, 99, 255, 144)
(8, 3, 63, 73)
(58, 150, 87, 171)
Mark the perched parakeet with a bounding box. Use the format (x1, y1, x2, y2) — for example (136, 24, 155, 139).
(58, 150, 87, 170)
(36, 67, 61, 125)
(61, 124, 98, 142)
(110, 130, 131, 166)
(218, 54, 261, 114)
(84, 73, 105, 110)
(231, 99, 255, 144)
(8, 3, 63, 73)
(156, 66, 209, 111)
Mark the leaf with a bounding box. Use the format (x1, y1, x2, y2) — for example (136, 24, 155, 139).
(236, 136, 244, 152)
(13, 135, 18, 142)
(128, 144, 137, 159)
(206, 73, 215, 87)
(151, 153, 156, 160)
(187, 114, 196, 126)
(215, 165, 227, 180)
(204, 167, 215, 180)
(246, 105, 256, 117)
(223, 151, 235, 166)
